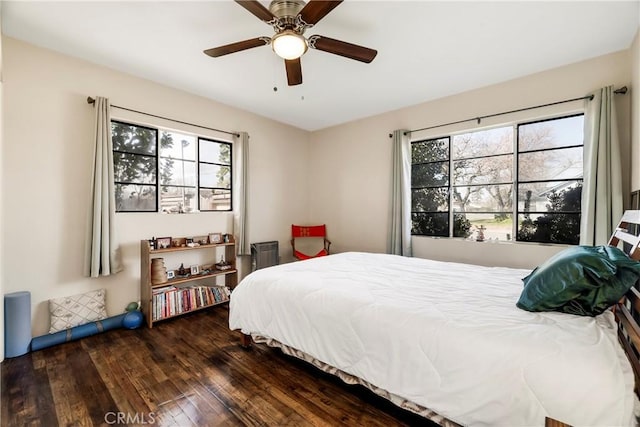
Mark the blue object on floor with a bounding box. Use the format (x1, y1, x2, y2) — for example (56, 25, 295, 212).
(122, 310, 144, 329)
(31, 310, 144, 352)
(4, 291, 32, 358)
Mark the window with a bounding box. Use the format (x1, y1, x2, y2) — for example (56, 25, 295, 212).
(411, 137, 450, 236)
(112, 121, 232, 213)
(198, 138, 232, 211)
(113, 121, 158, 212)
(411, 114, 584, 244)
(517, 115, 583, 245)
(159, 131, 196, 213)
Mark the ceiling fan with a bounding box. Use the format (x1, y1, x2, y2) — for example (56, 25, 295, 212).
(204, 0, 378, 86)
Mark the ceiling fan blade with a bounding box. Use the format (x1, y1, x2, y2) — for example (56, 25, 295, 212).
(234, 0, 276, 22)
(309, 35, 377, 63)
(285, 58, 303, 86)
(204, 37, 270, 57)
(298, 0, 343, 26)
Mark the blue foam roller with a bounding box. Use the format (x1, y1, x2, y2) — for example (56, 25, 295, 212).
(4, 291, 32, 358)
(30, 329, 66, 351)
(31, 312, 131, 351)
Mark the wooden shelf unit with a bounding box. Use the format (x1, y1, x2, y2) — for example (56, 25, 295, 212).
(140, 236, 237, 328)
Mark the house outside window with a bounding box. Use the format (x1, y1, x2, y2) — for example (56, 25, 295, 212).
(112, 120, 232, 213)
(411, 114, 584, 245)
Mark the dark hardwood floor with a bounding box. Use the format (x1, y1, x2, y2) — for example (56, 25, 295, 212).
(1, 306, 438, 426)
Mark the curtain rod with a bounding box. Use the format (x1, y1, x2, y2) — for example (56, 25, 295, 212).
(87, 97, 240, 137)
(388, 86, 628, 138)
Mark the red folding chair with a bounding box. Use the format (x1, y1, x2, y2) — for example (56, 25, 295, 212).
(291, 224, 331, 260)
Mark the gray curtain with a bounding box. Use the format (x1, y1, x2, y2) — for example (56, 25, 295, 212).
(388, 129, 412, 256)
(84, 97, 123, 277)
(580, 86, 623, 246)
(233, 131, 250, 256)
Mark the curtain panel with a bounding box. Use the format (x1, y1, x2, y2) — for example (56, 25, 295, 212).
(580, 86, 623, 246)
(233, 131, 250, 256)
(84, 96, 123, 277)
(388, 129, 412, 256)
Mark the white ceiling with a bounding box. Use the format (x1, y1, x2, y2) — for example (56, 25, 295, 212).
(2, 1, 639, 131)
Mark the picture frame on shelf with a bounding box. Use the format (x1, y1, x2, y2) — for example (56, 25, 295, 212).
(156, 237, 172, 249)
(209, 233, 222, 244)
(166, 270, 175, 280)
(190, 265, 200, 275)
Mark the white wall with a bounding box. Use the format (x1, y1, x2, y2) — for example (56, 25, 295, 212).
(0, 6, 4, 362)
(2, 37, 310, 336)
(308, 50, 632, 269)
(632, 29, 640, 191)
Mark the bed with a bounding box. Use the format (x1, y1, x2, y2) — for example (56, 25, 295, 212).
(229, 212, 640, 427)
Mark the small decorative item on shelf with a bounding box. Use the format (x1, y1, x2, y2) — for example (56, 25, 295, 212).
(209, 233, 222, 244)
(215, 256, 233, 271)
(151, 258, 168, 284)
(156, 237, 172, 249)
(148, 238, 156, 250)
(177, 263, 187, 277)
(190, 265, 200, 275)
(223, 234, 231, 243)
(166, 270, 175, 280)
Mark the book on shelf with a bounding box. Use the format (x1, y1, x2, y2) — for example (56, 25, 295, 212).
(151, 284, 231, 321)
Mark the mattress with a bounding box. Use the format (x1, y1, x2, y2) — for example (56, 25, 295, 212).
(229, 252, 637, 426)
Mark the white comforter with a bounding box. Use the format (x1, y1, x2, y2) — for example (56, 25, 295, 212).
(229, 252, 636, 426)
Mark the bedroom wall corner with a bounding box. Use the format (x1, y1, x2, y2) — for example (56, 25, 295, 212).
(2, 36, 310, 336)
(631, 27, 640, 192)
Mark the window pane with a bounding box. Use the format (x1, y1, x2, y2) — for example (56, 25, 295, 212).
(452, 184, 513, 212)
(114, 153, 156, 184)
(412, 162, 449, 187)
(412, 188, 448, 212)
(200, 189, 231, 211)
(159, 131, 196, 160)
(519, 115, 584, 152)
(411, 212, 448, 236)
(200, 139, 231, 165)
(452, 154, 512, 185)
(200, 163, 231, 189)
(452, 127, 512, 159)
(115, 184, 156, 212)
(518, 181, 582, 212)
(518, 146, 582, 182)
(412, 138, 449, 163)
(112, 122, 156, 155)
(462, 213, 513, 241)
(159, 158, 196, 186)
(517, 213, 580, 245)
(160, 186, 197, 213)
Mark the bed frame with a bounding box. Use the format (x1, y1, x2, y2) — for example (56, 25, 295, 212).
(240, 210, 640, 427)
(609, 210, 640, 396)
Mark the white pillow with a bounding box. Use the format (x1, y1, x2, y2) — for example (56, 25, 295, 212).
(49, 289, 107, 333)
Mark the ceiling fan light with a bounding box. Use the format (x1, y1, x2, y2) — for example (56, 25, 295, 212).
(272, 30, 308, 60)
